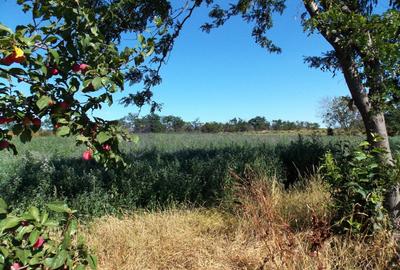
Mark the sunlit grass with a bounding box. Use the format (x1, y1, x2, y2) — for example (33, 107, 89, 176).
(83, 175, 397, 270)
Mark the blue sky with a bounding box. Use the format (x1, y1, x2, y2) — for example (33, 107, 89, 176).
(0, 1, 351, 124)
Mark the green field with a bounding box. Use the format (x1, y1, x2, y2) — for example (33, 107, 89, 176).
(1, 133, 399, 217)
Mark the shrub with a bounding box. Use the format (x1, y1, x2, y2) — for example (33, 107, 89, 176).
(0, 199, 96, 269)
(320, 140, 399, 233)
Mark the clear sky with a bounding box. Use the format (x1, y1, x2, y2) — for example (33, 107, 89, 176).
(0, 1, 351, 125)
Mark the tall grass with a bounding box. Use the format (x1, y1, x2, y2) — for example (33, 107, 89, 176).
(1, 134, 399, 217)
(83, 174, 398, 270)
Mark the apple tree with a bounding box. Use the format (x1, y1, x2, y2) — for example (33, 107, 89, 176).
(0, 0, 198, 166)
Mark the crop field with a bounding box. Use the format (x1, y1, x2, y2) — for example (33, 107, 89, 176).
(2, 133, 400, 269)
(1, 133, 400, 215)
(0, 134, 358, 211)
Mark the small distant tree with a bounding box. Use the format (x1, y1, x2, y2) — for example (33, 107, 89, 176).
(248, 116, 270, 131)
(190, 118, 202, 132)
(162, 115, 186, 132)
(201, 122, 224, 133)
(320, 96, 363, 131)
(141, 114, 166, 133)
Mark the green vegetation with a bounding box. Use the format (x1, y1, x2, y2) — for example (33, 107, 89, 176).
(1, 134, 399, 219)
(0, 199, 96, 270)
(322, 140, 400, 233)
(120, 113, 320, 133)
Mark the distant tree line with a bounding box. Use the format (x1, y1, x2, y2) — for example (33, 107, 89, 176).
(119, 113, 320, 133)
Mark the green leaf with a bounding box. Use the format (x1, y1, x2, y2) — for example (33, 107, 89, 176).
(29, 206, 40, 222)
(29, 254, 42, 265)
(0, 24, 12, 34)
(0, 198, 7, 214)
(88, 254, 97, 270)
(0, 217, 21, 233)
(12, 124, 24, 136)
(16, 224, 34, 241)
(29, 229, 40, 245)
(15, 248, 31, 265)
(63, 219, 77, 248)
(45, 36, 58, 44)
(49, 49, 60, 63)
(137, 33, 144, 44)
(8, 68, 26, 75)
(91, 77, 103, 90)
(45, 250, 68, 270)
(76, 135, 88, 142)
(46, 202, 73, 214)
(56, 126, 70, 137)
(0, 247, 9, 259)
(20, 128, 32, 143)
(67, 219, 78, 236)
(96, 132, 112, 144)
(41, 211, 49, 225)
(36, 96, 52, 110)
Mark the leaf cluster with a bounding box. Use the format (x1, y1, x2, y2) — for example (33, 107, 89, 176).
(0, 199, 96, 270)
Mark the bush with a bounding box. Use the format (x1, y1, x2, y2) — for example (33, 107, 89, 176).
(0, 199, 96, 269)
(320, 140, 399, 234)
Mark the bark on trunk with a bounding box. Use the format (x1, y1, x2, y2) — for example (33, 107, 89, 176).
(303, 0, 399, 227)
(333, 33, 399, 229)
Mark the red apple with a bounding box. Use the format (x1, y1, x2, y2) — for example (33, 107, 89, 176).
(21, 220, 29, 226)
(0, 140, 9, 149)
(22, 117, 31, 126)
(1, 54, 14, 66)
(79, 63, 89, 73)
(82, 150, 93, 160)
(11, 262, 21, 270)
(102, 144, 111, 151)
(1, 47, 25, 66)
(54, 123, 61, 129)
(14, 55, 26, 63)
(72, 63, 81, 72)
(32, 118, 41, 127)
(50, 68, 59, 76)
(0, 117, 13, 124)
(33, 236, 45, 249)
(59, 101, 70, 110)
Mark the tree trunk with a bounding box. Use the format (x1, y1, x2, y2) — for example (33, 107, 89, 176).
(336, 45, 399, 228)
(303, 0, 399, 227)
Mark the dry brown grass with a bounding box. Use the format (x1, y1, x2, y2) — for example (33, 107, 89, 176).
(83, 174, 399, 270)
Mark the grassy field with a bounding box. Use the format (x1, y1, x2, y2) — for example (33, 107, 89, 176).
(1, 133, 400, 269)
(1, 133, 399, 214)
(83, 175, 398, 270)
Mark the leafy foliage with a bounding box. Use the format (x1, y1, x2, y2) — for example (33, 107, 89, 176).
(320, 139, 400, 233)
(0, 199, 96, 269)
(303, 1, 400, 112)
(0, 0, 198, 166)
(0, 134, 362, 217)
